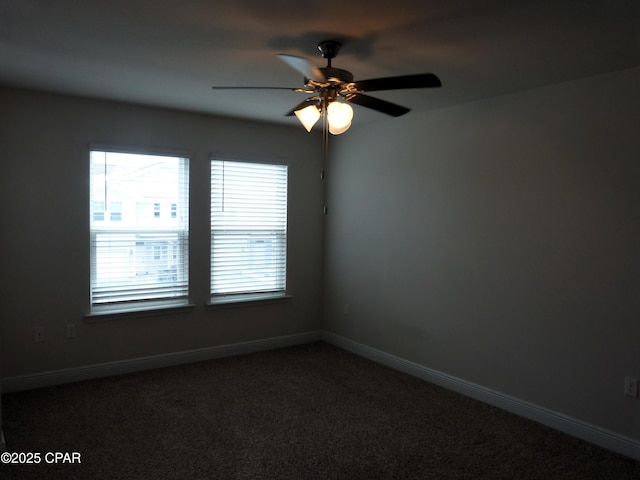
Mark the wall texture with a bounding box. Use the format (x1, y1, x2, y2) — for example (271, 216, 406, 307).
(323, 67, 640, 441)
(0, 88, 325, 378)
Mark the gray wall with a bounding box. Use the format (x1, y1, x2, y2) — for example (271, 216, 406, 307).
(323, 67, 640, 441)
(1, 67, 638, 444)
(0, 88, 324, 377)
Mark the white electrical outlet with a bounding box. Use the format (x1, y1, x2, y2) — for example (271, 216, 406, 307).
(33, 326, 45, 343)
(344, 303, 350, 315)
(624, 377, 639, 398)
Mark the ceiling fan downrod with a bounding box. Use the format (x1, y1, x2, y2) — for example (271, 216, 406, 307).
(317, 40, 341, 68)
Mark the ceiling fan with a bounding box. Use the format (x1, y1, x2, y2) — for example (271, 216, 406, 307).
(212, 40, 441, 134)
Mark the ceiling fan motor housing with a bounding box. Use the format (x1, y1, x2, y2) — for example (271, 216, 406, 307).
(319, 67, 353, 84)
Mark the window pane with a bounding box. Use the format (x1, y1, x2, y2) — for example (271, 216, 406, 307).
(92, 201, 105, 222)
(109, 201, 122, 221)
(211, 160, 287, 297)
(90, 150, 189, 311)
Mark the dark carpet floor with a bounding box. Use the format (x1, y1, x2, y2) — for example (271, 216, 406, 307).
(1, 342, 638, 479)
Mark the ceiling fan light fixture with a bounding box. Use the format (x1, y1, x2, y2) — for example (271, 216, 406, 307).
(294, 104, 321, 132)
(329, 121, 352, 135)
(327, 101, 353, 135)
(214, 39, 441, 135)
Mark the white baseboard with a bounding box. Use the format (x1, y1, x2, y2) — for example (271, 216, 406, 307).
(321, 331, 640, 462)
(1, 331, 321, 394)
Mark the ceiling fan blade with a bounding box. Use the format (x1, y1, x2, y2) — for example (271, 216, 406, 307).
(284, 98, 319, 117)
(277, 54, 326, 83)
(211, 86, 300, 91)
(353, 73, 441, 92)
(346, 93, 410, 117)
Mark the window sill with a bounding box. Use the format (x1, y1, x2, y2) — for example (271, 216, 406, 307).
(207, 292, 292, 309)
(85, 303, 196, 322)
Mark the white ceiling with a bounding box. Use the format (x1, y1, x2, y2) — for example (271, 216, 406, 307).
(1, 0, 638, 126)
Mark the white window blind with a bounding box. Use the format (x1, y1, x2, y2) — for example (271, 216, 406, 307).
(90, 150, 189, 312)
(211, 160, 288, 297)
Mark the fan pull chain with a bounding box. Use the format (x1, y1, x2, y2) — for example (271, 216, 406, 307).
(322, 98, 329, 215)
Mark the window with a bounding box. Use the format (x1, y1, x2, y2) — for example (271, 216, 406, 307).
(109, 201, 122, 222)
(90, 149, 189, 313)
(210, 160, 288, 299)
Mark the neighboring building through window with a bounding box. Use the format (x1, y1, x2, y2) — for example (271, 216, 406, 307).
(210, 159, 288, 298)
(109, 201, 122, 221)
(89, 149, 189, 313)
(93, 201, 105, 221)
